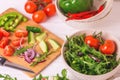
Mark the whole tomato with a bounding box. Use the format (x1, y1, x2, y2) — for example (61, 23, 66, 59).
(24, 1, 37, 13)
(4, 45, 14, 56)
(32, 10, 47, 23)
(99, 40, 116, 55)
(44, 3, 56, 17)
(85, 35, 100, 49)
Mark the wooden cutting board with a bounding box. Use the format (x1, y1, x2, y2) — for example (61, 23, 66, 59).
(0, 8, 64, 77)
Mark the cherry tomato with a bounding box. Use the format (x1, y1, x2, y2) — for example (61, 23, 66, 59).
(15, 30, 28, 38)
(42, 0, 52, 4)
(44, 3, 56, 17)
(0, 37, 9, 48)
(0, 31, 3, 40)
(4, 45, 14, 56)
(0, 28, 10, 37)
(32, 10, 47, 23)
(99, 40, 115, 55)
(85, 35, 100, 49)
(12, 38, 25, 47)
(24, 1, 37, 14)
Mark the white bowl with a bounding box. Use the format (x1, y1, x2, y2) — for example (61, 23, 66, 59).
(61, 29, 120, 80)
(55, 0, 113, 29)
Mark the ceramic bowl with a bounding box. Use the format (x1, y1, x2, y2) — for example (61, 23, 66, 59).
(61, 29, 120, 80)
(55, 0, 113, 29)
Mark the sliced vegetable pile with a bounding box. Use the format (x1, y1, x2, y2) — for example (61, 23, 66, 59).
(24, 0, 56, 23)
(0, 12, 27, 31)
(0, 69, 69, 80)
(59, 0, 104, 21)
(0, 23, 60, 66)
(64, 32, 120, 75)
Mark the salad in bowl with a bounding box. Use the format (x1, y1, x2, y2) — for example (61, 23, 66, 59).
(61, 30, 120, 80)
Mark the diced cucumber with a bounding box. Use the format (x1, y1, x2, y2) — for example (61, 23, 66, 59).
(48, 39, 60, 50)
(36, 32, 47, 42)
(39, 40, 48, 53)
(28, 31, 35, 44)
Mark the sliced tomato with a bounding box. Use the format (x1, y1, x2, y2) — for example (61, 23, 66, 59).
(0, 37, 9, 48)
(0, 28, 10, 37)
(12, 38, 25, 47)
(15, 30, 28, 38)
(0, 31, 3, 40)
(4, 45, 14, 56)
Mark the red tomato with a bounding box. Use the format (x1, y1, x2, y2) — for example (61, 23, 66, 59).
(4, 45, 14, 56)
(32, 10, 47, 23)
(24, 1, 38, 14)
(15, 30, 28, 38)
(0, 37, 9, 48)
(12, 38, 25, 47)
(41, 78, 47, 80)
(0, 28, 10, 37)
(85, 35, 100, 49)
(42, 0, 52, 4)
(44, 3, 56, 17)
(99, 40, 115, 55)
(0, 31, 3, 40)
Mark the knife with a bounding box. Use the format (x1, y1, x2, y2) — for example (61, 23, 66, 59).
(0, 56, 34, 73)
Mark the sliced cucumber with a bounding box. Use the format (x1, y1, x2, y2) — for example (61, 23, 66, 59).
(28, 31, 35, 44)
(36, 32, 47, 42)
(39, 40, 48, 53)
(53, 76, 58, 80)
(48, 39, 60, 50)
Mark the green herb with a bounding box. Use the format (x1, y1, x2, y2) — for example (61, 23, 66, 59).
(33, 69, 69, 80)
(30, 50, 55, 66)
(64, 33, 119, 75)
(0, 74, 17, 80)
(14, 46, 32, 56)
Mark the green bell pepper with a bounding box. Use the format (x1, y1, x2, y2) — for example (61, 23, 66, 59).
(59, 0, 93, 13)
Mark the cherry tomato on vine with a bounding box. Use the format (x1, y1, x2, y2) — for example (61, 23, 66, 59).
(44, 3, 56, 17)
(4, 45, 14, 56)
(99, 40, 116, 55)
(85, 35, 100, 49)
(24, 1, 38, 13)
(32, 10, 47, 23)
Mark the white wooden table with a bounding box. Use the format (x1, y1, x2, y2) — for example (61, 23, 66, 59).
(0, 0, 120, 80)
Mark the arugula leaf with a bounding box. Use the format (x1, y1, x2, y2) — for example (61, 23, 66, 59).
(14, 46, 32, 56)
(0, 74, 17, 80)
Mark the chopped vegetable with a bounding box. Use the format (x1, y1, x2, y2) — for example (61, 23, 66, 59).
(64, 33, 119, 75)
(28, 31, 35, 44)
(39, 40, 48, 53)
(48, 39, 60, 50)
(0, 37, 9, 48)
(14, 46, 32, 56)
(24, 48, 36, 63)
(0, 12, 27, 31)
(4, 45, 15, 56)
(26, 26, 42, 33)
(36, 32, 47, 42)
(15, 30, 28, 38)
